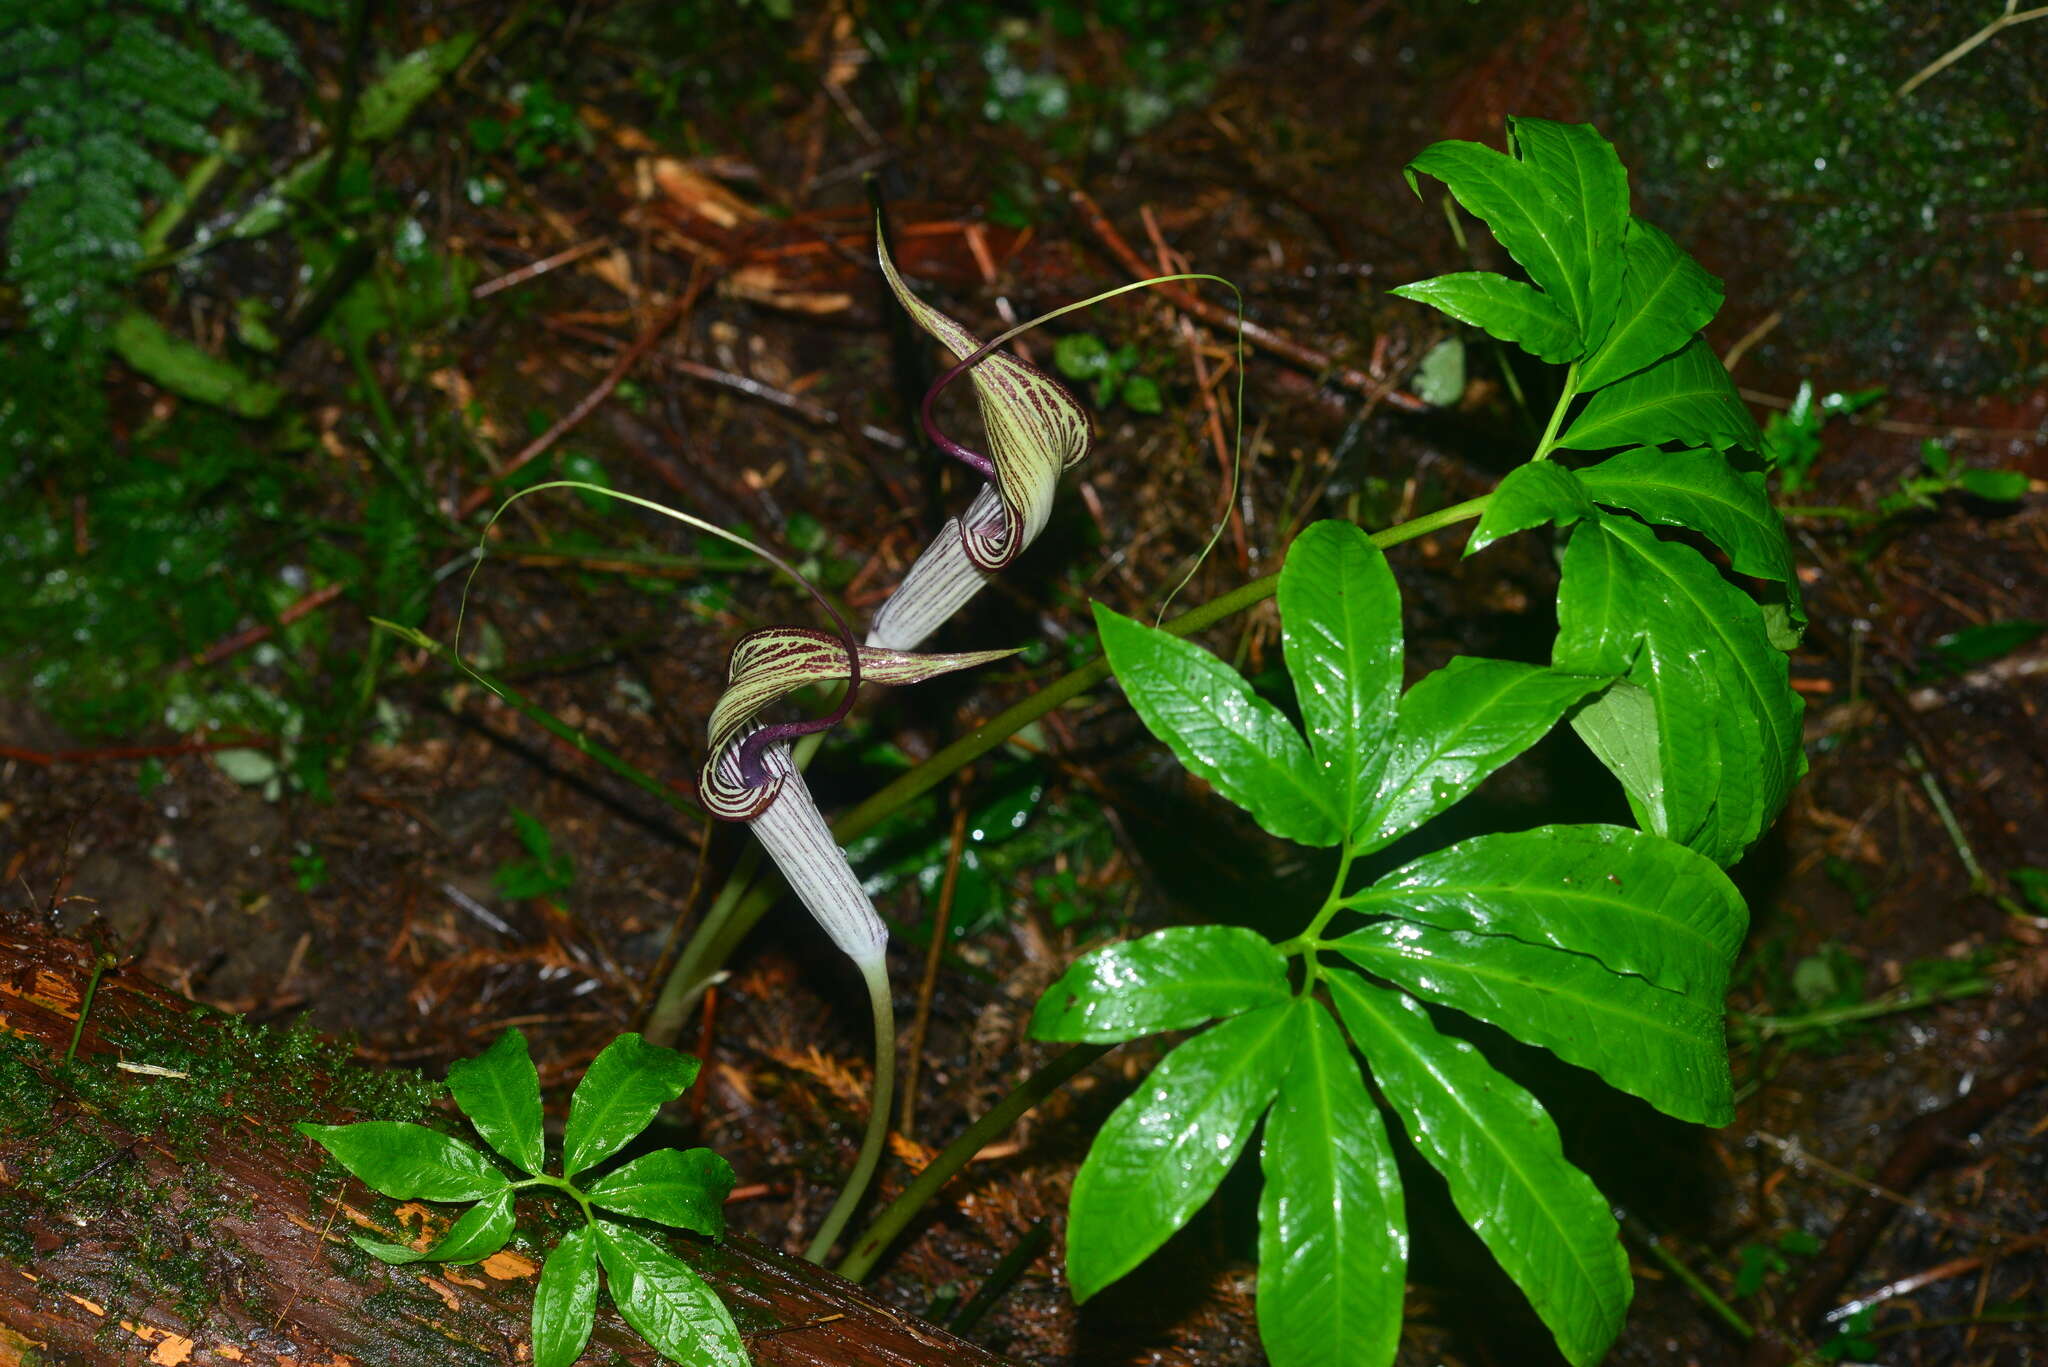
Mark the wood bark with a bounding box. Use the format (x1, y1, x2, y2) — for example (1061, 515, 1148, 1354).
(0, 925, 1010, 1367)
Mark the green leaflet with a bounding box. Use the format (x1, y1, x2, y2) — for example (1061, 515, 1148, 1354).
(355, 1188, 517, 1266)
(1067, 1001, 1299, 1302)
(1257, 1000, 1406, 1367)
(594, 1221, 748, 1367)
(1577, 445, 1804, 638)
(1389, 273, 1580, 363)
(1094, 600, 1342, 847)
(1566, 679, 1666, 831)
(532, 1224, 599, 1367)
(1555, 522, 1727, 848)
(1355, 658, 1609, 854)
(1465, 461, 1596, 556)
(1277, 520, 1404, 832)
(295, 1121, 507, 1203)
(446, 1027, 546, 1176)
(1560, 335, 1760, 453)
(1333, 923, 1734, 1125)
(1342, 824, 1746, 1001)
(1576, 218, 1723, 392)
(1508, 117, 1630, 353)
(561, 1034, 701, 1178)
(1030, 925, 1292, 1043)
(110, 310, 284, 418)
(1326, 973, 1628, 1366)
(1556, 516, 1802, 866)
(585, 1148, 735, 1237)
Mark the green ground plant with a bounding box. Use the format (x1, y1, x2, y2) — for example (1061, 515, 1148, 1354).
(1008, 117, 1803, 1366)
(298, 107, 1797, 1364)
(300, 1029, 743, 1367)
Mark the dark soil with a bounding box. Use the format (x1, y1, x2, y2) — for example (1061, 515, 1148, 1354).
(4, 4, 2045, 1365)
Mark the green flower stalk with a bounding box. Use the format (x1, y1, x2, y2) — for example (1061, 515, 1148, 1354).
(697, 625, 1016, 1260)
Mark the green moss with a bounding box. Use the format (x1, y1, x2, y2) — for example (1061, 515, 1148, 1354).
(0, 1000, 440, 1326)
(1586, 0, 2047, 391)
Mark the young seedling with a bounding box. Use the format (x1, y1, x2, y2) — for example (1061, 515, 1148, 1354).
(298, 1029, 742, 1367)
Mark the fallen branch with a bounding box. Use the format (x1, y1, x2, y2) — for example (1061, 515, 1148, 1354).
(1741, 1027, 2048, 1366)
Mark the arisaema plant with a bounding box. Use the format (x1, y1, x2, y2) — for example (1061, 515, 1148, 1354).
(1027, 117, 1803, 1366)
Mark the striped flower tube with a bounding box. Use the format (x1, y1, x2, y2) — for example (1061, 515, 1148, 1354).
(867, 234, 1092, 651)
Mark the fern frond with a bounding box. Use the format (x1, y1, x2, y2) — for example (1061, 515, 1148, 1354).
(0, 0, 312, 362)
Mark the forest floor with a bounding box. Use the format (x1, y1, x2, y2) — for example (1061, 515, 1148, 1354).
(4, 4, 2047, 1365)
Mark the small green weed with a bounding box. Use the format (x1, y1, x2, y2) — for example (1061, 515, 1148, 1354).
(495, 808, 577, 901)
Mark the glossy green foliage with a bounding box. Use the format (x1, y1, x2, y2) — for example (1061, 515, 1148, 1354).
(1327, 976, 1629, 1364)
(298, 1029, 739, 1367)
(1408, 117, 1804, 872)
(1094, 598, 1343, 846)
(1256, 1000, 1406, 1367)
(1031, 925, 1292, 1042)
(1042, 120, 1790, 1367)
(1065, 1001, 1298, 1300)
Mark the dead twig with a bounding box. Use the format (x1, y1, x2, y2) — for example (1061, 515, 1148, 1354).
(1742, 1033, 2048, 1367)
(899, 788, 972, 1141)
(457, 268, 710, 519)
(1064, 186, 1428, 413)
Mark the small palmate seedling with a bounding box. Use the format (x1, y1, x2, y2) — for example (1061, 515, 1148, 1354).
(298, 1030, 742, 1367)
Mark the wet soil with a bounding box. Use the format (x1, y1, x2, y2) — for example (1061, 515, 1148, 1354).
(4, 5, 2046, 1365)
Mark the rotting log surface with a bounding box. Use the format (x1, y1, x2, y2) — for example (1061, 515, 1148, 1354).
(0, 926, 1010, 1367)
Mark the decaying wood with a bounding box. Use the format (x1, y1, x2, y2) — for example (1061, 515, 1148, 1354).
(0, 925, 1010, 1367)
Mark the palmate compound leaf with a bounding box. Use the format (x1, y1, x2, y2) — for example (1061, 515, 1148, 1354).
(1576, 444, 1804, 640)
(1389, 273, 1581, 363)
(1030, 925, 1292, 1043)
(1353, 658, 1610, 855)
(1094, 600, 1342, 847)
(561, 1033, 701, 1178)
(354, 1188, 518, 1266)
(1277, 519, 1404, 836)
(1560, 335, 1760, 454)
(1574, 217, 1724, 393)
(533, 1224, 599, 1367)
(1341, 824, 1746, 1002)
(1257, 999, 1406, 1367)
(1556, 514, 1803, 867)
(1333, 922, 1734, 1125)
(1067, 1000, 1299, 1302)
(295, 1121, 508, 1202)
(446, 1026, 546, 1176)
(594, 1220, 747, 1367)
(1325, 972, 1629, 1366)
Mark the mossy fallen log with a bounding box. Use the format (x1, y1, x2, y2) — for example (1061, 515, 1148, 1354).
(0, 925, 1007, 1367)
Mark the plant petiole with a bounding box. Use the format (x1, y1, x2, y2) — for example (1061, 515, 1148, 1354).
(1529, 362, 1579, 463)
(511, 1172, 596, 1222)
